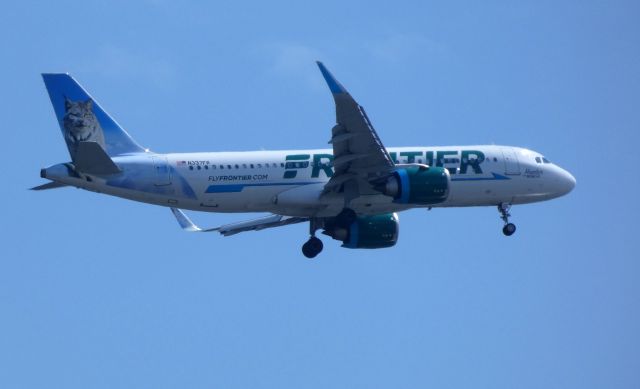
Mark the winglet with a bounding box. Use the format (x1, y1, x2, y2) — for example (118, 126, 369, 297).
(316, 61, 348, 94)
(170, 208, 219, 232)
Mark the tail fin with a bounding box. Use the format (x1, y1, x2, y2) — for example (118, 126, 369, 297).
(42, 73, 145, 160)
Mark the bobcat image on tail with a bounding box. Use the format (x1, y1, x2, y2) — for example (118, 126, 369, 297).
(63, 97, 106, 157)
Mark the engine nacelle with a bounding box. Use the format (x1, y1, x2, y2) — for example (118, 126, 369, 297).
(380, 164, 450, 204)
(324, 213, 399, 249)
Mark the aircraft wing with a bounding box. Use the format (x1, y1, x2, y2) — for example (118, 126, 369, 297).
(30, 181, 69, 190)
(170, 208, 308, 236)
(316, 62, 395, 201)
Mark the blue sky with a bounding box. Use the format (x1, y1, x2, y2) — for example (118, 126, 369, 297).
(1, 1, 639, 388)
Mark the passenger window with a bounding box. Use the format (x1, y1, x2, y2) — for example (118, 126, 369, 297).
(280, 163, 285, 167)
(257, 164, 262, 168)
(189, 166, 194, 170)
(243, 164, 247, 168)
(235, 164, 239, 169)
(250, 164, 254, 169)
(286, 161, 310, 169)
(220, 165, 224, 169)
(227, 165, 232, 169)
(197, 166, 201, 170)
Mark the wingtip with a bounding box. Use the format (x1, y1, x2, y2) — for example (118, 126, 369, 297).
(170, 207, 221, 233)
(316, 61, 347, 95)
(170, 207, 201, 232)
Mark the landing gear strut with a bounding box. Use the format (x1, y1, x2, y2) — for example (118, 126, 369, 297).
(498, 203, 516, 236)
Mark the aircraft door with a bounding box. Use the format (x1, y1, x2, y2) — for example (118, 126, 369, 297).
(502, 148, 521, 175)
(151, 156, 172, 186)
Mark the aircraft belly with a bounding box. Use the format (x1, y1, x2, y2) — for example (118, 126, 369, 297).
(444, 180, 510, 206)
(199, 188, 278, 212)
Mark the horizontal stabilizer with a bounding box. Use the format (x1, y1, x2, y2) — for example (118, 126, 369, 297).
(30, 181, 69, 191)
(74, 141, 121, 175)
(170, 208, 308, 236)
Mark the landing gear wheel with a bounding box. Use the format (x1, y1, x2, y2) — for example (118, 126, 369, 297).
(498, 203, 516, 236)
(302, 236, 324, 259)
(502, 223, 516, 236)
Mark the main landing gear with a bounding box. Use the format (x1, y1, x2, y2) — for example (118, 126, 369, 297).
(301, 209, 356, 258)
(302, 218, 324, 259)
(302, 236, 324, 259)
(498, 203, 516, 236)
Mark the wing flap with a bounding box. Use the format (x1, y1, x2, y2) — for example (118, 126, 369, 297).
(328, 131, 357, 144)
(219, 214, 307, 236)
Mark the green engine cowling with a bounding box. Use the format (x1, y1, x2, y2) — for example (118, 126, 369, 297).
(329, 213, 399, 249)
(380, 164, 450, 204)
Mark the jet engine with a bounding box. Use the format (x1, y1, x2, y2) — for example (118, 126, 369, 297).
(377, 165, 450, 204)
(323, 212, 399, 249)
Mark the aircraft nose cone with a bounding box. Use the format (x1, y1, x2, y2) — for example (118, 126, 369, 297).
(555, 168, 576, 196)
(566, 171, 576, 192)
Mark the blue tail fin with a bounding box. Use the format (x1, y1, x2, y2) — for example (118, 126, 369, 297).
(42, 73, 145, 160)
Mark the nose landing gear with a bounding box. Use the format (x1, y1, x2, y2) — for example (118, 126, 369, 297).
(498, 203, 516, 236)
(502, 222, 516, 236)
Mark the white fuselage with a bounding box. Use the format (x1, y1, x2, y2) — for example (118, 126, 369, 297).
(43, 145, 575, 218)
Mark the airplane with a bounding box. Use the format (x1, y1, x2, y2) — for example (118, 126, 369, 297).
(34, 62, 576, 258)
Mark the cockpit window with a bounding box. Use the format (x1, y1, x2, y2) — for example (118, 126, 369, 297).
(542, 157, 550, 164)
(535, 157, 542, 164)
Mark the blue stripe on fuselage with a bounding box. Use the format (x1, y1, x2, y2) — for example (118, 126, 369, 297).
(451, 172, 511, 181)
(205, 181, 323, 193)
(205, 172, 509, 193)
